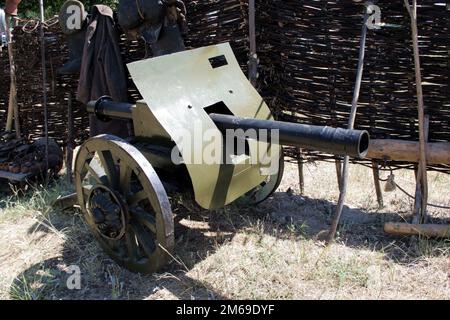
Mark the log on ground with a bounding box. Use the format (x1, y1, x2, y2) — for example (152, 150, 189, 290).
(384, 222, 450, 238)
(367, 139, 450, 165)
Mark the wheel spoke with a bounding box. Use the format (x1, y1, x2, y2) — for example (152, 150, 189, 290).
(77, 154, 93, 178)
(98, 150, 119, 190)
(125, 227, 139, 262)
(130, 220, 156, 259)
(131, 207, 157, 234)
(82, 185, 93, 198)
(84, 161, 108, 185)
(119, 162, 132, 195)
(128, 190, 148, 206)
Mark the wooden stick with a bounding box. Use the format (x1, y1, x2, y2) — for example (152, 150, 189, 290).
(248, 0, 258, 87)
(385, 223, 450, 238)
(413, 180, 423, 224)
(335, 159, 342, 192)
(413, 115, 430, 224)
(367, 139, 450, 165)
(404, 0, 428, 223)
(5, 17, 13, 132)
(39, 0, 49, 182)
(298, 149, 305, 195)
(371, 161, 384, 208)
(327, 9, 369, 243)
(5, 15, 20, 137)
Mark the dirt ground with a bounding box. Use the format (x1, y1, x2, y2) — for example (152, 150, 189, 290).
(0, 161, 448, 300)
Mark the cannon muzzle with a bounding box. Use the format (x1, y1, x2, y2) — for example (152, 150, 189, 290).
(87, 98, 369, 159)
(210, 113, 369, 159)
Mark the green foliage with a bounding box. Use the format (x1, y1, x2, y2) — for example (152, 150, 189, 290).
(17, 0, 119, 19)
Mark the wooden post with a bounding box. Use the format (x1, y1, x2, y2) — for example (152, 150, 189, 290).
(5, 15, 13, 132)
(327, 8, 369, 243)
(5, 15, 20, 138)
(404, 0, 428, 224)
(371, 161, 384, 209)
(413, 115, 429, 224)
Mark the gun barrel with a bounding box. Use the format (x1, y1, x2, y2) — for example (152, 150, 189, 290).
(209, 113, 369, 159)
(87, 98, 369, 158)
(87, 97, 134, 120)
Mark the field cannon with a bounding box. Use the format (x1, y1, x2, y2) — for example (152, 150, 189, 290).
(74, 43, 369, 273)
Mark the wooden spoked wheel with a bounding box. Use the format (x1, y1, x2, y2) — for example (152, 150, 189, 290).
(74, 134, 174, 274)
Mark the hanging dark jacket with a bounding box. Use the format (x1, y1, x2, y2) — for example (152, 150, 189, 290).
(76, 5, 129, 137)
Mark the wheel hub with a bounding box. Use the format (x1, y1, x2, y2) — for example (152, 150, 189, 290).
(88, 185, 127, 240)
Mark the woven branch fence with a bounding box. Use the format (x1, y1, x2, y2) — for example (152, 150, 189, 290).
(0, 0, 448, 173)
(0, 49, 8, 126)
(256, 0, 449, 174)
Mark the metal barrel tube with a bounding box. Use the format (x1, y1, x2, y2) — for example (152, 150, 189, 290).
(209, 113, 369, 159)
(87, 97, 134, 120)
(87, 99, 369, 158)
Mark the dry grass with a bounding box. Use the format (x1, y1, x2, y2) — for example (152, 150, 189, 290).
(0, 162, 448, 300)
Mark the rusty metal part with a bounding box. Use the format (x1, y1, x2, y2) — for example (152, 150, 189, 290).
(74, 134, 174, 274)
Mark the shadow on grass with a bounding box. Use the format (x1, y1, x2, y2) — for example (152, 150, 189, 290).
(8, 189, 450, 300)
(257, 192, 450, 262)
(9, 206, 230, 300)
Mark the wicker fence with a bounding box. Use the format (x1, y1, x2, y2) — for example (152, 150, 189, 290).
(10, 21, 89, 146)
(0, 49, 9, 127)
(256, 0, 449, 173)
(0, 0, 448, 172)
